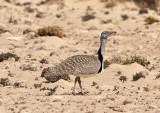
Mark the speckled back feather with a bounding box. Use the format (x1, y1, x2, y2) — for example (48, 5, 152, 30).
(58, 55, 101, 75)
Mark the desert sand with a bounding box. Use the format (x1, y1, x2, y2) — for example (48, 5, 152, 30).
(0, 0, 160, 113)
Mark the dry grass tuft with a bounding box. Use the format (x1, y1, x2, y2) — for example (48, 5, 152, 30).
(145, 16, 159, 24)
(37, 26, 63, 38)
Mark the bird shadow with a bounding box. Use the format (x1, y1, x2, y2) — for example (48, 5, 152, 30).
(61, 91, 90, 96)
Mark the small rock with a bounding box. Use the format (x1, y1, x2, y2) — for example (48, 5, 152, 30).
(121, 14, 128, 21)
(153, 85, 160, 91)
(8, 71, 14, 77)
(113, 86, 119, 91)
(140, 71, 149, 76)
(36, 13, 45, 18)
(88, 26, 97, 30)
(105, 2, 116, 8)
(143, 87, 149, 92)
(7, 37, 23, 41)
(139, 8, 148, 14)
(82, 14, 95, 21)
(101, 19, 112, 24)
(35, 77, 38, 80)
(34, 83, 42, 89)
(56, 14, 61, 18)
(20, 64, 38, 71)
(123, 99, 132, 105)
(104, 11, 109, 15)
(0, 25, 9, 34)
(109, 106, 126, 112)
(25, 32, 37, 39)
(39, 58, 49, 64)
(117, 71, 122, 75)
(86, 6, 93, 11)
(23, 28, 32, 34)
(91, 81, 97, 86)
(50, 52, 56, 56)
(9, 17, 20, 24)
(5, 66, 9, 69)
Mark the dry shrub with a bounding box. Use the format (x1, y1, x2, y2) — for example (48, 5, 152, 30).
(145, 16, 159, 24)
(101, 0, 159, 10)
(132, 72, 145, 81)
(0, 52, 20, 62)
(119, 76, 127, 83)
(0, 78, 10, 86)
(121, 56, 150, 67)
(37, 26, 63, 38)
(133, 0, 159, 10)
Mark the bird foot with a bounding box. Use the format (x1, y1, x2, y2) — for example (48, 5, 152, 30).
(72, 91, 76, 95)
(72, 91, 84, 95)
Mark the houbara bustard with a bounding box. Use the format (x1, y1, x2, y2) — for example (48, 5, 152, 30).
(41, 31, 116, 95)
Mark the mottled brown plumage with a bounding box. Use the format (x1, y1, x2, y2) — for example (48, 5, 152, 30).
(41, 55, 101, 81)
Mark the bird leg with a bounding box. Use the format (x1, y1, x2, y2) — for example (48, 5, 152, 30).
(72, 76, 79, 95)
(72, 76, 83, 95)
(77, 77, 83, 95)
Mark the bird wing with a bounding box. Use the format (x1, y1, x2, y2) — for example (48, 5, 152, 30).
(60, 55, 101, 75)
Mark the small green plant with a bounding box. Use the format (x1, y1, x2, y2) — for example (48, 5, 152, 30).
(37, 26, 63, 38)
(104, 59, 111, 69)
(145, 16, 159, 24)
(122, 56, 150, 67)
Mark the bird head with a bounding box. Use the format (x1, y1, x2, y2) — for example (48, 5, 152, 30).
(100, 31, 116, 39)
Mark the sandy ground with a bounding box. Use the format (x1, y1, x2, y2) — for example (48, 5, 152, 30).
(0, 0, 160, 113)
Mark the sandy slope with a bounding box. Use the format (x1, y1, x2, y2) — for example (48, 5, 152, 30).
(0, 0, 160, 113)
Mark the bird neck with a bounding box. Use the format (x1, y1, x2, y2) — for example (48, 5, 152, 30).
(97, 38, 107, 73)
(97, 38, 106, 58)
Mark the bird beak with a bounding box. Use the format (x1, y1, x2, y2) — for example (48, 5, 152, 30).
(109, 31, 116, 35)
